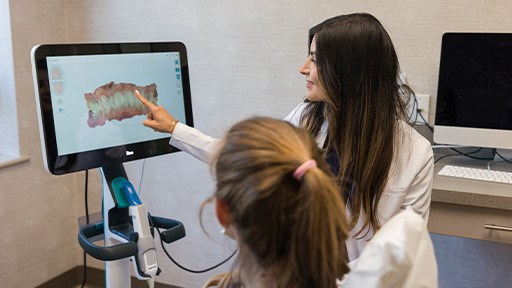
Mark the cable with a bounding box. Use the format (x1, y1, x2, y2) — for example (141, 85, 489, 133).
(495, 150, 512, 165)
(137, 162, 237, 274)
(81, 169, 89, 288)
(403, 86, 420, 125)
(434, 148, 484, 164)
(436, 148, 512, 168)
(434, 153, 463, 164)
(487, 160, 493, 170)
(138, 159, 146, 196)
(448, 147, 495, 161)
(416, 108, 433, 132)
(85, 170, 90, 224)
(414, 109, 498, 162)
(155, 226, 237, 273)
(80, 252, 87, 288)
(432, 145, 471, 149)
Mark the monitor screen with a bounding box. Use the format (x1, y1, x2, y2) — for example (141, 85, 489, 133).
(434, 33, 512, 149)
(32, 42, 193, 175)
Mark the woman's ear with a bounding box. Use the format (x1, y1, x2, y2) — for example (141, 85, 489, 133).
(214, 197, 232, 228)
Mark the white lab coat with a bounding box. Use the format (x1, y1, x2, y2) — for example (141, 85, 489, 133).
(340, 207, 438, 288)
(169, 102, 434, 261)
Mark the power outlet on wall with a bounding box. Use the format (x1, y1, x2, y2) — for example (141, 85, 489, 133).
(415, 94, 430, 123)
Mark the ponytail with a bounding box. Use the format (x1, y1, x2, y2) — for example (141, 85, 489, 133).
(209, 117, 350, 288)
(283, 161, 349, 287)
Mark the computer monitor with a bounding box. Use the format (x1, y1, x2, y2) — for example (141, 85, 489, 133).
(31, 42, 194, 175)
(434, 33, 512, 150)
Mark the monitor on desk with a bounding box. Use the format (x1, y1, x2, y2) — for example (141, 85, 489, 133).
(31, 42, 194, 175)
(434, 33, 512, 150)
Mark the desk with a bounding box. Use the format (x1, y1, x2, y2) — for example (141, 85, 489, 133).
(428, 153, 512, 244)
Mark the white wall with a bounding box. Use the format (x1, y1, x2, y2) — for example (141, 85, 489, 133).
(2, 0, 512, 287)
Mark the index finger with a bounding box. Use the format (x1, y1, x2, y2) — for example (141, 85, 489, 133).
(134, 90, 157, 110)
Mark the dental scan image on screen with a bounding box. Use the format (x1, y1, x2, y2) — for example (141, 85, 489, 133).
(46, 52, 186, 156)
(84, 81, 158, 128)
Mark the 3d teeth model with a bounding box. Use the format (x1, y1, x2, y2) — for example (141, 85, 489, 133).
(84, 82, 158, 128)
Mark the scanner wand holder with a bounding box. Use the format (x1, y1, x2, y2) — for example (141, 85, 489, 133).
(77, 164, 186, 288)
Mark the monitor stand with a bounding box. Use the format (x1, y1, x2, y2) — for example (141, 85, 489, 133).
(102, 164, 132, 288)
(78, 163, 186, 288)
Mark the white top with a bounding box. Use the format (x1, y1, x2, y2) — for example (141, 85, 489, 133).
(340, 207, 438, 288)
(169, 102, 434, 261)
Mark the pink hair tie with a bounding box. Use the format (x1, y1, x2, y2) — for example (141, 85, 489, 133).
(293, 159, 317, 181)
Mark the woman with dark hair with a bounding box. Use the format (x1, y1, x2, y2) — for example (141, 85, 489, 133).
(135, 12, 433, 261)
(288, 13, 433, 260)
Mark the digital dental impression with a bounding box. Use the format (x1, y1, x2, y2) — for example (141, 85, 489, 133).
(85, 81, 158, 127)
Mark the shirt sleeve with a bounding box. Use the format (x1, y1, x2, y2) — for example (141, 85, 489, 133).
(168, 122, 220, 164)
(168, 102, 308, 163)
(402, 138, 434, 221)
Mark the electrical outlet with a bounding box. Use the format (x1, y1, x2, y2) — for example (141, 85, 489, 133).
(416, 94, 430, 123)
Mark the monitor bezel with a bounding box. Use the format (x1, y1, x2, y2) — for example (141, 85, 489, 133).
(31, 42, 194, 175)
(433, 32, 512, 150)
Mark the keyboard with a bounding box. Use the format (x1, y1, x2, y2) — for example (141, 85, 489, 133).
(438, 165, 512, 184)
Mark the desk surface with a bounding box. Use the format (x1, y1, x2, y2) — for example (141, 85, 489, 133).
(432, 151, 512, 211)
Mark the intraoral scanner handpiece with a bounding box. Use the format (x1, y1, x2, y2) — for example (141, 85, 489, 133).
(119, 179, 159, 282)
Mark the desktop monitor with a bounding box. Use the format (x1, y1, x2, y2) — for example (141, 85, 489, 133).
(434, 33, 512, 150)
(31, 42, 194, 175)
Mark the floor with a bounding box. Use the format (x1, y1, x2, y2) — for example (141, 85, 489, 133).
(431, 233, 512, 287)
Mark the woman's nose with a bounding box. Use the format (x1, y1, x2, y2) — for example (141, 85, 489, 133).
(300, 60, 309, 75)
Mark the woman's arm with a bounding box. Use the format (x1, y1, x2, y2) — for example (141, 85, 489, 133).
(379, 126, 434, 224)
(402, 141, 434, 220)
(170, 102, 310, 163)
(134, 90, 218, 163)
(169, 122, 219, 163)
(135, 91, 312, 164)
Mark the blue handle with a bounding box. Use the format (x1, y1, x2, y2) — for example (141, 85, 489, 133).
(111, 177, 142, 208)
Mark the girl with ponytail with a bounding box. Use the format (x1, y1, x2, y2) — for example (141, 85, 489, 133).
(202, 116, 350, 288)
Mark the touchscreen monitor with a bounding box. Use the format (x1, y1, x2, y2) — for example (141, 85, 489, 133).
(31, 42, 193, 175)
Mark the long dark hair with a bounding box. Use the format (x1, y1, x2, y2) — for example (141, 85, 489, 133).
(301, 13, 409, 236)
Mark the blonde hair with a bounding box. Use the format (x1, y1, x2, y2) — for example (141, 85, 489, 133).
(205, 117, 349, 288)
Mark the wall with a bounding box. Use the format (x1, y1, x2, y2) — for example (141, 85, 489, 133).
(2, 0, 512, 287)
(0, 0, 19, 159)
(0, 1, 90, 288)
